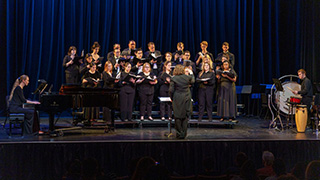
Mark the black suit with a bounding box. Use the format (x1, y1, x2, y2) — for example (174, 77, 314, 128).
(119, 72, 136, 121)
(108, 56, 122, 74)
(298, 77, 313, 126)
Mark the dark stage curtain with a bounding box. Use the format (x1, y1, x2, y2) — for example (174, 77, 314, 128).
(0, 140, 320, 179)
(1, 0, 320, 113)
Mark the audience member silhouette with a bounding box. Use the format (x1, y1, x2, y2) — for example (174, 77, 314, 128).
(82, 157, 105, 180)
(198, 157, 220, 176)
(277, 174, 298, 180)
(257, 151, 275, 177)
(226, 152, 248, 176)
(305, 160, 320, 180)
(63, 159, 82, 180)
(232, 159, 259, 180)
(131, 156, 156, 180)
(265, 159, 286, 180)
(144, 164, 170, 180)
(290, 162, 307, 180)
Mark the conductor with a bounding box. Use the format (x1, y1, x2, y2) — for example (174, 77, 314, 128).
(169, 65, 195, 139)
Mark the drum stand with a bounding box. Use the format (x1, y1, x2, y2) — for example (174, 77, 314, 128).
(269, 102, 283, 131)
(164, 119, 173, 138)
(269, 78, 284, 131)
(285, 102, 296, 130)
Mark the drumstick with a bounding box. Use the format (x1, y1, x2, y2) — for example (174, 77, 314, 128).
(286, 87, 295, 92)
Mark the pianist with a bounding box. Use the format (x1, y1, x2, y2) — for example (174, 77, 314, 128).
(9, 75, 40, 135)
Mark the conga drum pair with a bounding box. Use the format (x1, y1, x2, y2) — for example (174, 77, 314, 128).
(295, 105, 307, 132)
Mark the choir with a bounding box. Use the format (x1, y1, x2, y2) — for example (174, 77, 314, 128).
(63, 41, 237, 123)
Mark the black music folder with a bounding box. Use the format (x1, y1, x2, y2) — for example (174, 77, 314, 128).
(73, 56, 84, 65)
(123, 74, 142, 82)
(216, 69, 235, 78)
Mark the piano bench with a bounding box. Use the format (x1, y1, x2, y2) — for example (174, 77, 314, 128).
(9, 113, 25, 137)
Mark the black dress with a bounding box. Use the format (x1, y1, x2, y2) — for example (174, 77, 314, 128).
(102, 71, 117, 122)
(197, 71, 215, 121)
(217, 69, 237, 119)
(82, 71, 101, 121)
(9, 86, 35, 135)
(158, 71, 172, 119)
(63, 55, 80, 84)
(137, 72, 156, 117)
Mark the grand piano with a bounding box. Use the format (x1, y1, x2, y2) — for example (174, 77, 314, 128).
(35, 84, 120, 132)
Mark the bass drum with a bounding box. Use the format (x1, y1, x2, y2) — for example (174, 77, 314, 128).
(271, 75, 301, 115)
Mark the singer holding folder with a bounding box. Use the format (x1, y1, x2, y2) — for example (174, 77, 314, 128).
(136, 63, 157, 121)
(169, 65, 195, 139)
(197, 62, 215, 122)
(63, 46, 80, 84)
(9, 75, 40, 135)
(119, 62, 136, 121)
(216, 61, 237, 122)
(158, 61, 173, 121)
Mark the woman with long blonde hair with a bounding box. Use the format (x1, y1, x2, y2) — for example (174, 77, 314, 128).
(9, 75, 40, 135)
(196, 62, 215, 122)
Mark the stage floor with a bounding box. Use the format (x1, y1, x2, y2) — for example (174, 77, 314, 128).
(1, 116, 320, 179)
(0, 116, 319, 142)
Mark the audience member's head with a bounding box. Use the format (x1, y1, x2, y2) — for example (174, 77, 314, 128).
(82, 157, 101, 179)
(202, 157, 215, 172)
(262, 151, 275, 167)
(240, 159, 258, 179)
(144, 164, 170, 180)
(64, 159, 82, 179)
(273, 159, 286, 176)
(277, 174, 299, 180)
(305, 160, 320, 180)
(131, 156, 157, 180)
(236, 152, 248, 168)
(128, 157, 141, 178)
(291, 162, 307, 180)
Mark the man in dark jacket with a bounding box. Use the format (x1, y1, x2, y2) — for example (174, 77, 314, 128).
(293, 69, 313, 128)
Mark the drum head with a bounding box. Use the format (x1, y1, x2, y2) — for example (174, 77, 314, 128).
(274, 81, 301, 115)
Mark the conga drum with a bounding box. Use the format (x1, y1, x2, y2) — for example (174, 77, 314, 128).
(295, 105, 307, 132)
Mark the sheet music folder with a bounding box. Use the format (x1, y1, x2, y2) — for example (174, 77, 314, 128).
(272, 78, 283, 91)
(159, 97, 172, 102)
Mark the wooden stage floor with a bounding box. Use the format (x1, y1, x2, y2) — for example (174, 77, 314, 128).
(0, 116, 319, 142)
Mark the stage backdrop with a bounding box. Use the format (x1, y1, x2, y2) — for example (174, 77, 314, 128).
(1, 0, 319, 113)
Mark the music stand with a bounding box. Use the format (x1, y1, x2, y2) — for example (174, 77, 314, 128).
(159, 97, 173, 138)
(269, 78, 284, 131)
(33, 80, 48, 100)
